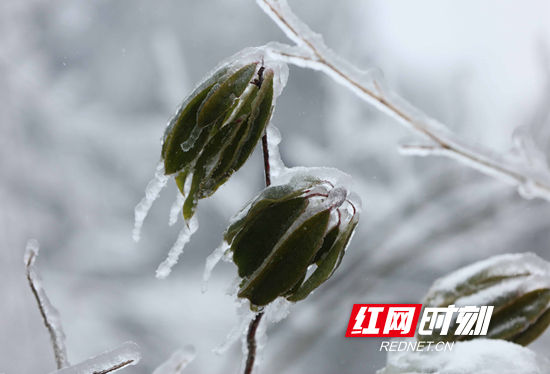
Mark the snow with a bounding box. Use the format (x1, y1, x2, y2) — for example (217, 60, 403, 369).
(377, 339, 550, 374)
(152, 346, 196, 374)
(49, 342, 140, 374)
(133, 162, 169, 242)
(25, 239, 70, 369)
(155, 216, 199, 279)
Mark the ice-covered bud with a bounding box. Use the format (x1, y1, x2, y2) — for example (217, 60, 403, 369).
(224, 176, 360, 308)
(162, 60, 276, 220)
(419, 253, 550, 346)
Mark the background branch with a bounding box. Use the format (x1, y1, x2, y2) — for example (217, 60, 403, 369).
(257, 0, 550, 202)
(25, 239, 70, 370)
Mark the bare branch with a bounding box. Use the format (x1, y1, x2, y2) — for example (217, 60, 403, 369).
(25, 239, 69, 369)
(256, 0, 550, 202)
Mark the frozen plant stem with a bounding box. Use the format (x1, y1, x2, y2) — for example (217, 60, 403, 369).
(244, 312, 264, 374)
(262, 133, 271, 187)
(243, 131, 271, 374)
(256, 0, 550, 201)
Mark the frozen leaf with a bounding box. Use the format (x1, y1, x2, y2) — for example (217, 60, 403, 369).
(377, 339, 550, 374)
(420, 253, 550, 346)
(224, 175, 360, 308)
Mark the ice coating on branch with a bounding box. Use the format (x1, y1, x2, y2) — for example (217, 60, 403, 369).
(257, 0, 550, 202)
(377, 339, 550, 374)
(264, 297, 292, 323)
(424, 253, 550, 306)
(202, 241, 231, 292)
(156, 216, 199, 279)
(25, 239, 70, 369)
(152, 345, 196, 374)
(133, 161, 169, 242)
(169, 193, 185, 226)
(49, 342, 140, 374)
(266, 124, 287, 181)
(213, 300, 255, 355)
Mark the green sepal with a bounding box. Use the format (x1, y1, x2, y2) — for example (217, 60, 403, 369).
(288, 216, 358, 302)
(198, 85, 261, 197)
(488, 289, 550, 346)
(224, 182, 316, 244)
(237, 209, 331, 306)
(182, 119, 240, 220)
(162, 84, 213, 175)
(230, 69, 274, 172)
(196, 63, 257, 128)
(174, 168, 190, 195)
(232, 197, 308, 278)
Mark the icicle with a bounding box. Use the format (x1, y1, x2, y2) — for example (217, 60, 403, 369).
(133, 161, 169, 242)
(25, 239, 70, 369)
(202, 241, 230, 293)
(169, 193, 185, 226)
(152, 345, 196, 374)
(156, 216, 199, 279)
(49, 342, 140, 374)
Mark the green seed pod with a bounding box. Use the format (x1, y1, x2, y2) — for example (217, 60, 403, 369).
(161, 60, 278, 220)
(419, 253, 550, 346)
(224, 175, 360, 308)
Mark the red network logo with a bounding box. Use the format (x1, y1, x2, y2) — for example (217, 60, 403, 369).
(346, 304, 422, 337)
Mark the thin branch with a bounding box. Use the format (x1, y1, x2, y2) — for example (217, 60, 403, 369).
(25, 240, 69, 369)
(244, 312, 264, 374)
(242, 128, 272, 374)
(93, 360, 135, 374)
(257, 0, 550, 202)
(262, 133, 271, 186)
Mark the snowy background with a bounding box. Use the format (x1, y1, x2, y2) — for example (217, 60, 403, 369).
(1, 0, 550, 373)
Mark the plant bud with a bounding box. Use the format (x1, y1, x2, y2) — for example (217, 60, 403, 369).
(161, 60, 276, 220)
(224, 175, 360, 308)
(419, 253, 550, 346)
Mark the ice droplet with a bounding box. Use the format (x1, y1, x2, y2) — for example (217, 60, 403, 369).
(156, 216, 199, 279)
(133, 162, 169, 242)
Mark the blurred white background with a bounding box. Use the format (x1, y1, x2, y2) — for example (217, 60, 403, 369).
(1, 1, 549, 373)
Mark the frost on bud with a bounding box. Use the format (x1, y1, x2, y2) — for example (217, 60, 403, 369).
(419, 253, 550, 346)
(162, 60, 277, 220)
(224, 175, 360, 308)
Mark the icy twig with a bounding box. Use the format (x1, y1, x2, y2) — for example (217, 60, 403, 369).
(24, 239, 69, 369)
(49, 342, 140, 374)
(256, 0, 550, 202)
(156, 215, 199, 279)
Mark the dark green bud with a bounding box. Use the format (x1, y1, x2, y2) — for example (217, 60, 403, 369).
(224, 176, 360, 308)
(419, 253, 550, 346)
(161, 60, 277, 220)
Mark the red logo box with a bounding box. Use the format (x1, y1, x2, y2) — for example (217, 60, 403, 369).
(346, 304, 422, 337)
